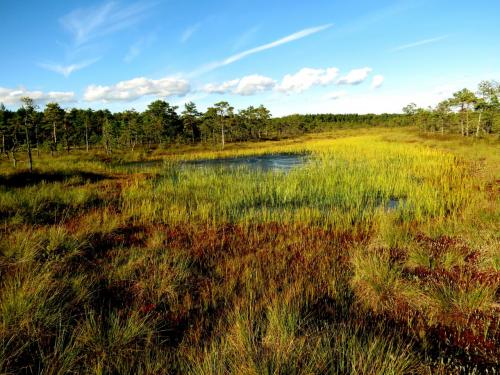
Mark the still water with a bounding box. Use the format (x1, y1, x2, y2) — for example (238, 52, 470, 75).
(123, 153, 307, 172)
(185, 153, 307, 171)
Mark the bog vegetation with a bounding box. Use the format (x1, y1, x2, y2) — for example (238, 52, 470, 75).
(0, 80, 499, 374)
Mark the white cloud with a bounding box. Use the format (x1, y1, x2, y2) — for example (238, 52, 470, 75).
(203, 75, 275, 96)
(234, 75, 276, 95)
(0, 87, 75, 105)
(84, 76, 190, 102)
(371, 74, 384, 89)
(337, 67, 372, 85)
(201, 66, 375, 97)
(39, 58, 100, 77)
(181, 23, 201, 43)
(277, 67, 339, 93)
(223, 24, 332, 65)
(324, 91, 347, 100)
(391, 35, 448, 52)
(203, 79, 240, 94)
(60, 1, 155, 46)
(190, 23, 333, 76)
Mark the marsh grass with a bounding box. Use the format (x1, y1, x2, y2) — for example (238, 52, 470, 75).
(121, 135, 474, 230)
(188, 301, 422, 375)
(0, 128, 498, 373)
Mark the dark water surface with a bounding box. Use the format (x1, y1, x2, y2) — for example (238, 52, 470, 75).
(123, 153, 308, 172)
(185, 153, 307, 171)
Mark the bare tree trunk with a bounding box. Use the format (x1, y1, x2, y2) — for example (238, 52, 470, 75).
(85, 123, 89, 152)
(51, 121, 57, 156)
(465, 110, 469, 136)
(460, 104, 465, 136)
(221, 122, 225, 149)
(1, 134, 5, 155)
(53, 121, 57, 145)
(35, 122, 39, 156)
(105, 139, 110, 155)
(25, 122, 33, 172)
(11, 149, 17, 168)
(476, 111, 482, 137)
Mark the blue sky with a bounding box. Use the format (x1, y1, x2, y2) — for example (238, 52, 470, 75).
(0, 0, 499, 115)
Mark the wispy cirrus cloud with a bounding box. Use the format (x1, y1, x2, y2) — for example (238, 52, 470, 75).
(181, 23, 201, 43)
(190, 23, 333, 76)
(391, 35, 448, 52)
(124, 33, 157, 63)
(40, 1, 157, 77)
(38, 58, 100, 78)
(60, 1, 156, 46)
(334, 2, 418, 38)
(232, 26, 260, 51)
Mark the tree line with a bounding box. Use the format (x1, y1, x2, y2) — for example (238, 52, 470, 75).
(402, 80, 500, 136)
(1, 79, 498, 171)
(0, 98, 409, 170)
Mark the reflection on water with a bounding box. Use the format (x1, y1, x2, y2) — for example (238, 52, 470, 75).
(123, 153, 308, 172)
(385, 197, 407, 211)
(185, 153, 307, 171)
